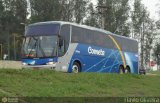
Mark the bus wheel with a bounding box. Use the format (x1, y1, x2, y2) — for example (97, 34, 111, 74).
(119, 65, 124, 74)
(126, 66, 131, 74)
(72, 62, 81, 73)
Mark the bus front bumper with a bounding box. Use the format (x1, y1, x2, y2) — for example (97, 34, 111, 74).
(22, 64, 56, 69)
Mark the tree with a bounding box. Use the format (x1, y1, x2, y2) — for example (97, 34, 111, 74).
(0, 0, 28, 60)
(30, 0, 89, 24)
(131, 0, 145, 38)
(0, 0, 5, 58)
(131, 0, 158, 69)
(113, 0, 130, 36)
(156, 2, 160, 29)
(30, 0, 61, 23)
(153, 43, 160, 65)
(59, 0, 74, 22)
(132, 0, 147, 69)
(0, 0, 4, 33)
(97, 0, 130, 36)
(143, 18, 157, 66)
(156, 20, 160, 29)
(73, 0, 89, 23)
(154, 0, 160, 66)
(84, 3, 99, 27)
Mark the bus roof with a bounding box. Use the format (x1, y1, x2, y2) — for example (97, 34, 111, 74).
(29, 21, 137, 42)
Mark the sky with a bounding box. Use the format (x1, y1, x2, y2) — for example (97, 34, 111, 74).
(91, 0, 160, 21)
(141, 0, 159, 20)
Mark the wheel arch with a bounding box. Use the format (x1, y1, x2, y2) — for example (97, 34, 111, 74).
(126, 65, 131, 71)
(119, 64, 124, 69)
(118, 64, 125, 73)
(68, 58, 83, 73)
(73, 60, 82, 71)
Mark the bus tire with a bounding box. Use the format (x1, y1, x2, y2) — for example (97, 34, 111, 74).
(119, 65, 125, 74)
(72, 62, 81, 73)
(126, 66, 131, 74)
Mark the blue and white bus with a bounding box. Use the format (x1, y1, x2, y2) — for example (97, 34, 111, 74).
(22, 21, 138, 74)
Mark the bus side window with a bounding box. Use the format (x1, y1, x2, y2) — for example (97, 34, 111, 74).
(59, 24, 70, 56)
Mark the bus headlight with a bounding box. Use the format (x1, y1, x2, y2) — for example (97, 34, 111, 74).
(22, 62, 27, 65)
(46, 62, 55, 65)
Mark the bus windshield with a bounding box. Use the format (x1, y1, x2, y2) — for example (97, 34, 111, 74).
(22, 36, 58, 58)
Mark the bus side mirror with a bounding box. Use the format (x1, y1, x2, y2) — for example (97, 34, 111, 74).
(58, 36, 63, 48)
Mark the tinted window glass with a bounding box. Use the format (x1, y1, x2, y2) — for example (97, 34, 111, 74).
(71, 26, 137, 53)
(59, 24, 70, 56)
(114, 36, 138, 53)
(71, 26, 116, 49)
(25, 24, 60, 36)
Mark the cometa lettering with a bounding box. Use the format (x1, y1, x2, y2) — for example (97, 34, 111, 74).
(88, 47, 105, 56)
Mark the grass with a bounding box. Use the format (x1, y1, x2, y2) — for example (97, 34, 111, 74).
(148, 70, 160, 76)
(0, 69, 160, 97)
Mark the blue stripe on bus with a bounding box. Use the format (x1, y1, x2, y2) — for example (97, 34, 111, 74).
(68, 44, 138, 74)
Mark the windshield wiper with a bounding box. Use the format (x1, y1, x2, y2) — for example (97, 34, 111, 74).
(28, 37, 46, 58)
(38, 41, 46, 57)
(27, 37, 38, 58)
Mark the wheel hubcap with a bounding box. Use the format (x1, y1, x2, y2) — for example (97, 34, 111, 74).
(72, 65, 79, 73)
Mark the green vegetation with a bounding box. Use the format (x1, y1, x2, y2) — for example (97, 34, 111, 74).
(149, 71, 160, 76)
(0, 69, 160, 97)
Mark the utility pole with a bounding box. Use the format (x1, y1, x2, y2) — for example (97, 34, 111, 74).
(7, 21, 10, 60)
(157, 53, 159, 70)
(157, 53, 160, 71)
(96, 0, 107, 29)
(13, 33, 17, 60)
(8, 30, 10, 60)
(0, 44, 2, 60)
(140, 22, 145, 70)
(140, 6, 145, 70)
